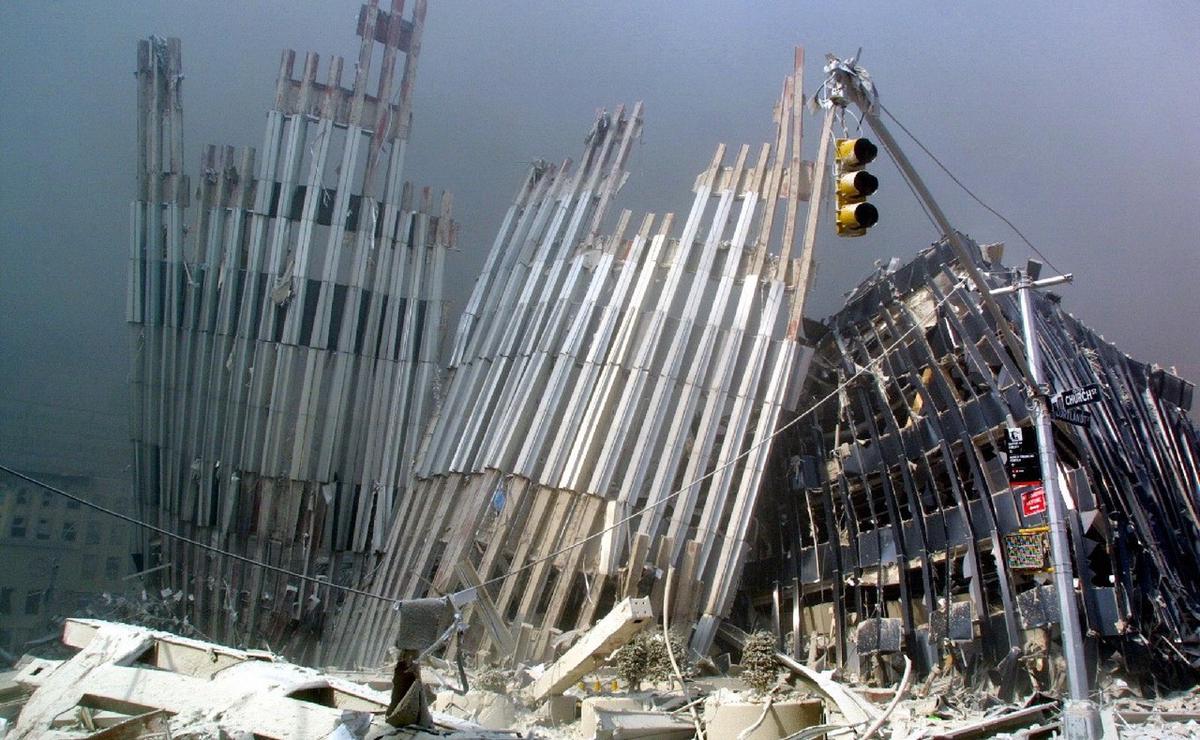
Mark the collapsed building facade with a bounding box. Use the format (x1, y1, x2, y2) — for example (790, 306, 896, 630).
(127, 0, 448, 659)
(121, 0, 1200, 692)
(748, 240, 1200, 687)
(330, 53, 832, 667)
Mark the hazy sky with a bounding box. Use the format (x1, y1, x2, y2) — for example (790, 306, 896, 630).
(1, 1, 1196, 480)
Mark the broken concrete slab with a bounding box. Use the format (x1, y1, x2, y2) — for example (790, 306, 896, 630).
(11, 619, 509, 740)
(531, 597, 653, 702)
(534, 693, 579, 727)
(82, 710, 170, 740)
(579, 696, 693, 740)
(580, 697, 645, 738)
(431, 690, 520, 731)
(703, 696, 825, 740)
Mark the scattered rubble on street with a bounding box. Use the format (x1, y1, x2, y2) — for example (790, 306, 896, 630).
(3, 619, 511, 739)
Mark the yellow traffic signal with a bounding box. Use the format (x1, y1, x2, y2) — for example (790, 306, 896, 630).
(835, 137, 878, 167)
(834, 137, 879, 237)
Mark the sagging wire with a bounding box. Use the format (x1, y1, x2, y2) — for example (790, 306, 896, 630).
(878, 103, 1065, 277)
(0, 464, 396, 605)
(0, 278, 971, 612)
(468, 276, 971, 594)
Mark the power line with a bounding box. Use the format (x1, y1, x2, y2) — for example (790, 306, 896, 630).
(471, 276, 970, 592)
(0, 396, 127, 420)
(879, 103, 1065, 276)
(0, 463, 395, 605)
(2, 277, 969, 608)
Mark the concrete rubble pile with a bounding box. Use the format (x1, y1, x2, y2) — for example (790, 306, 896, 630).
(11, 613, 1200, 738)
(2, 619, 512, 739)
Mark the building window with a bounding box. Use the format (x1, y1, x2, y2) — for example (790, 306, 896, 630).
(82, 558, 97, 580)
(35, 517, 51, 540)
(24, 589, 40, 615)
(105, 557, 120, 581)
(86, 521, 102, 545)
(10, 516, 26, 539)
(16, 488, 30, 505)
(110, 523, 123, 545)
(0, 628, 10, 649)
(0, 490, 7, 504)
(0, 587, 11, 614)
(40, 491, 53, 507)
(62, 520, 78, 542)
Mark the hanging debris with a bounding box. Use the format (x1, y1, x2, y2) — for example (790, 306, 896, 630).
(127, 0, 449, 661)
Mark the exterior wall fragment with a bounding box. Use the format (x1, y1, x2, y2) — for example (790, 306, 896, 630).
(751, 241, 1200, 686)
(127, 1, 447, 660)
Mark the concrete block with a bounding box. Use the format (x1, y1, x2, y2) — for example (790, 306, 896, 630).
(703, 697, 825, 740)
(536, 693, 579, 727)
(581, 697, 644, 738)
(432, 689, 519, 731)
(580, 696, 692, 739)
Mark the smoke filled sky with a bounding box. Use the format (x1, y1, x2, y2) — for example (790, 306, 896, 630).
(1, 1, 1196, 479)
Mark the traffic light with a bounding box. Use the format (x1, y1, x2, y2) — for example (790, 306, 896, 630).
(834, 137, 879, 237)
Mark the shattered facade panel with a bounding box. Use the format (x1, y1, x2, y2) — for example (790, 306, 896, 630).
(752, 240, 1200, 686)
(332, 54, 828, 668)
(127, 0, 449, 659)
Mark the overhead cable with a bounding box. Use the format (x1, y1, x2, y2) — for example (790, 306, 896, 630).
(880, 103, 1065, 276)
(1, 276, 970, 607)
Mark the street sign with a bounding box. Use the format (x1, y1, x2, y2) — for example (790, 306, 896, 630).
(1051, 404, 1092, 427)
(1019, 484, 1047, 516)
(1006, 526, 1050, 571)
(1005, 427, 1043, 483)
(1054, 383, 1102, 409)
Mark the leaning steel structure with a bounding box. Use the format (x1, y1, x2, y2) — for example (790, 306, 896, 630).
(330, 51, 833, 668)
(748, 240, 1200, 688)
(127, 0, 447, 658)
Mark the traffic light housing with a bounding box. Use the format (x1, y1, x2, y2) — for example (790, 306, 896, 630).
(834, 137, 879, 237)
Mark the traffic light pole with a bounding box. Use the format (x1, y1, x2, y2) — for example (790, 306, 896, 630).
(826, 56, 1100, 739)
(996, 271, 1101, 739)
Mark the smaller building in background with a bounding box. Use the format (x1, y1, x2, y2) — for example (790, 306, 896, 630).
(0, 470, 132, 661)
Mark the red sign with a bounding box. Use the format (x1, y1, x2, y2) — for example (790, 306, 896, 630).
(1020, 484, 1047, 517)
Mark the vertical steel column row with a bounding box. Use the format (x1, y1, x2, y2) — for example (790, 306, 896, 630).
(129, 0, 445, 660)
(339, 54, 826, 668)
